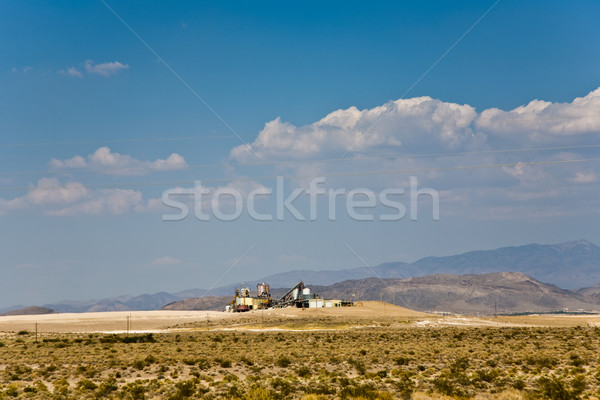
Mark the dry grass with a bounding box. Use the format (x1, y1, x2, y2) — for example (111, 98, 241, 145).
(1, 303, 600, 399)
(0, 325, 599, 399)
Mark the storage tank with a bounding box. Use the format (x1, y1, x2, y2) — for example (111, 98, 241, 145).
(257, 282, 270, 297)
(302, 288, 310, 296)
(292, 288, 299, 300)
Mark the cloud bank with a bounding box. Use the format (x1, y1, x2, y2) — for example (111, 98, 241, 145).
(232, 88, 600, 162)
(229, 87, 600, 220)
(232, 96, 480, 162)
(0, 177, 142, 216)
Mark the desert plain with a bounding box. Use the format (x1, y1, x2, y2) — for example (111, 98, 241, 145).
(1, 302, 600, 399)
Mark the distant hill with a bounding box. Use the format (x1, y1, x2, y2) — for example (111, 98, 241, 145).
(1, 306, 57, 316)
(162, 296, 231, 312)
(0, 305, 26, 315)
(576, 283, 600, 305)
(44, 292, 180, 313)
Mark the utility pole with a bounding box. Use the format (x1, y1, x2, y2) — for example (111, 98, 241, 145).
(126, 314, 131, 335)
(35, 322, 38, 343)
(494, 302, 498, 318)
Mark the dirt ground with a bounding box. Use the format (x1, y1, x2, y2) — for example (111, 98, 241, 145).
(0, 310, 227, 334)
(2, 301, 599, 333)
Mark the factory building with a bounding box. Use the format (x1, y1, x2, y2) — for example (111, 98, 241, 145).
(229, 282, 273, 312)
(308, 299, 344, 308)
(229, 281, 352, 312)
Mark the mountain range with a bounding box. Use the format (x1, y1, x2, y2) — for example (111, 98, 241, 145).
(1, 240, 599, 315)
(173, 240, 600, 299)
(164, 272, 600, 315)
(243, 239, 600, 290)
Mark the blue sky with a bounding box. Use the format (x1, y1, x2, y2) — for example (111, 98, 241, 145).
(1, 0, 599, 307)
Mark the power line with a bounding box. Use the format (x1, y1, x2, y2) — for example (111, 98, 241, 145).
(99, 0, 261, 159)
(1, 143, 599, 177)
(1, 157, 598, 193)
(0, 111, 599, 149)
(3, 113, 598, 149)
(0, 134, 243, 148)
(341, 0, 502, 158)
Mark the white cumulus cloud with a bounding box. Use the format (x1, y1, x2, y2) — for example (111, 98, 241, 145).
(570, 171, 597, 184)
(84, 60, 129, 76)
(50, 147, 188, 175)
(46, 188, 142, 216)
(58, 67, 83, 78)
(231, 96, 480, 162)
(232, 88, 600, 163)
(228, 88, 600, 220)
(0, 178, 88, 214)
(476, 87, 600, 144)
(0, 178, 143, 216)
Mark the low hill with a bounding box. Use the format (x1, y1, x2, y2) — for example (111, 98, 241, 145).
(1, 306, 57, 316)
(162, 296, 230, 311)
(577, 283, 600, 304)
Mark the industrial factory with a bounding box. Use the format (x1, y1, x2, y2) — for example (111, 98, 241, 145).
(228, 281, 353, 312)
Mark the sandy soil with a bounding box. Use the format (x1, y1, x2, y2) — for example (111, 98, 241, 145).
(1, 301, 599, 333)
(0, 302, 430, 333)
(0, 310, 226, 333)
